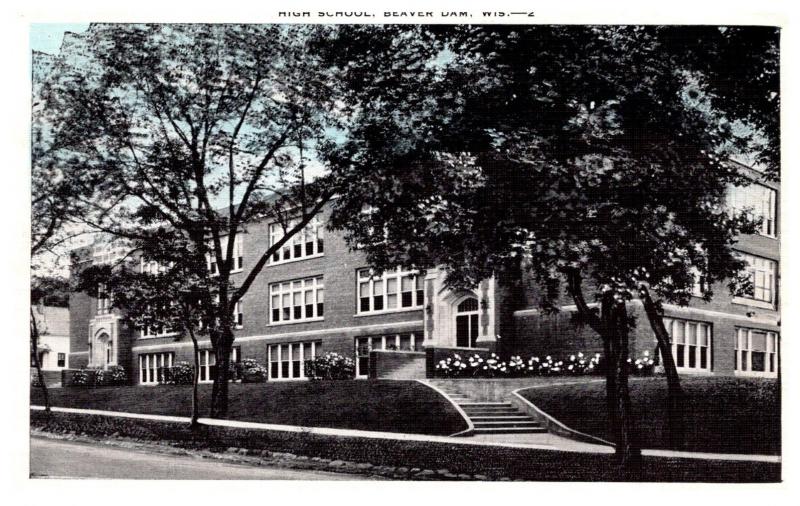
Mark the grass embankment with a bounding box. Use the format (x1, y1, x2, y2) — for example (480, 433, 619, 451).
(31, 380, 466, 436)
(521, 376, 780, 455)
(30, 410, 779, 482)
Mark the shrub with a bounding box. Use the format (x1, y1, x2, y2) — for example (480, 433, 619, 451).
(163, 362, 195, 385)
(630, 351, 655, 376)
(95, 365, 127, 386)
(436, 351, 604, 378)
(71, 368, 94, 386)
(239, 358, 268, 383)
(31, 372, 43, 387)
(305, 352, 356, 380)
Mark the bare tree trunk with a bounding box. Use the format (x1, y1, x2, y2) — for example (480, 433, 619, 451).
(30, 307, 50, 413)
(600, 292, 620, 440)
(566, 271, 641, 471)
(641, 289, 686, 450)
(611, 301, 642, 470)
(210, 327, 233, 418)
(187, 326, 201, 428)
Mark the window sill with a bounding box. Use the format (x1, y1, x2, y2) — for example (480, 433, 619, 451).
(674, 367, 713, 375)
(354, 307, 424, 318)
(269, 317, 324, 327)
(731, 297, 776, 310)
(268, 253, 325, 267)
(734, 370, 778, 379)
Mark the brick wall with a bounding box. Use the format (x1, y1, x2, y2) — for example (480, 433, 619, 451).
(369, 350, 426, 379)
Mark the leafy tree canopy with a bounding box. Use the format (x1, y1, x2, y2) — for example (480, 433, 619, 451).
(324, 25, 777, 309)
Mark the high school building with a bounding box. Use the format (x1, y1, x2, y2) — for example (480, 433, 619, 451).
(67, 160, 779, 383)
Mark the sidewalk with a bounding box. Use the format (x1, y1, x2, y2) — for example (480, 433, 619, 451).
(30, 405, 779, 463)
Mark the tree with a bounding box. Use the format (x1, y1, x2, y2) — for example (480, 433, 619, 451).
(42, 24, 349, 416)
(76, 231, 211, 426)
(322, 25, 776, 468)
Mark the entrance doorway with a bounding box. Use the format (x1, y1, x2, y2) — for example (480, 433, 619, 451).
(455, 297, 479, 348)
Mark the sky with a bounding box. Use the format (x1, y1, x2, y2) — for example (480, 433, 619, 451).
(30, 23, 90, 54)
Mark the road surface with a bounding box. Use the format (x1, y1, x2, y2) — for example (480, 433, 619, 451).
(30, 436, 371, 480)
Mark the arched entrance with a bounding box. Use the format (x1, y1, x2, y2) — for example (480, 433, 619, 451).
(455, 297, 479, 348)
(92, 331, 113, 368)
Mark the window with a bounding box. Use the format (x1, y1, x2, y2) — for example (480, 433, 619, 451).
(357, 268, 424, 314)
(57, 353, 65, 368)
(735, 328, 779, 377)
(140, 313, 175, 338)
(727, 183, 777, 237)
(106, 339, 114, 365)
(92, 238, 126, 265)
(140, 258, 168, 275)
(355, 333, 422, 377)
(270, 277, 324, 324)
(268, 341, 321, 380)
(139, 352, 174, 385)
(198, 349, 216, 383)
(737, 254, 777, 306)
(233, 301, 243, 328)
(206, 235, 244, 275)
(96, 284, 110, 315)
(661, 318, 712, 372)
(269, 218, 324, 264)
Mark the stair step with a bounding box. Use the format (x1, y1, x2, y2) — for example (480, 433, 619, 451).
(461, 407, 519, 412)
(473, 426, 548, 434)
(473, 420, 541, 427)
(463, 411, 521, 416)
(459, 402, 513, 408)
(469, 415, 532, 421)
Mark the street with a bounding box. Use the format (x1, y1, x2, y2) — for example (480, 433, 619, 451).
(29, 437, 371, 480)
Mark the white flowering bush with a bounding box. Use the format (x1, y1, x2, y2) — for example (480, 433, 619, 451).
(71, 368, 93, 386)
(240, 358, 268, 383)
(435, 351, 604, 378)
(305, 352, 356, 380)
(436, 353, 468, 377)
(630, 350, 656, 376)
(95, 365, 128, 386)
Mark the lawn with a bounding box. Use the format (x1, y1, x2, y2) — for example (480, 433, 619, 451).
(520, 376, 780, 455)
(30, 380, 467, 436)
(31, 410, 779, 482)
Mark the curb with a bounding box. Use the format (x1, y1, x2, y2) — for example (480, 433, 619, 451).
(510, 386, 615, 447)
(415, 379, 474, 437)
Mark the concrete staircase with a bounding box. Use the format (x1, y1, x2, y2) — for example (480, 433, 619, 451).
(436, 386, 547, 435)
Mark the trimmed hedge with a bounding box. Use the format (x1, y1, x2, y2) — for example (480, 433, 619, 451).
(30, 410, 779, 482)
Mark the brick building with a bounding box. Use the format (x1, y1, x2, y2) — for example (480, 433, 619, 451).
(68, 160, 779, 383)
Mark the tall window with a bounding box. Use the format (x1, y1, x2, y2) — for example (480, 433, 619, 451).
(198, 349, 216, 383)
(106, 338, 114, 365)
(206, 235, 244, 275)
(139, 352, 174, 385)
(270, 277, 324, 324)
(661, 318, 712, 372)
(738, 254, 777, 306)
(268, 341, 321, 380)
(96, 284, 110, 315)
(233, 301, 243, 328)
(269, 218, 324, 264)
(57, 353, 66, 368)
(727, 183, 777, 237)
(357, 268, 424, 314)
(735, 328, 779, 376)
